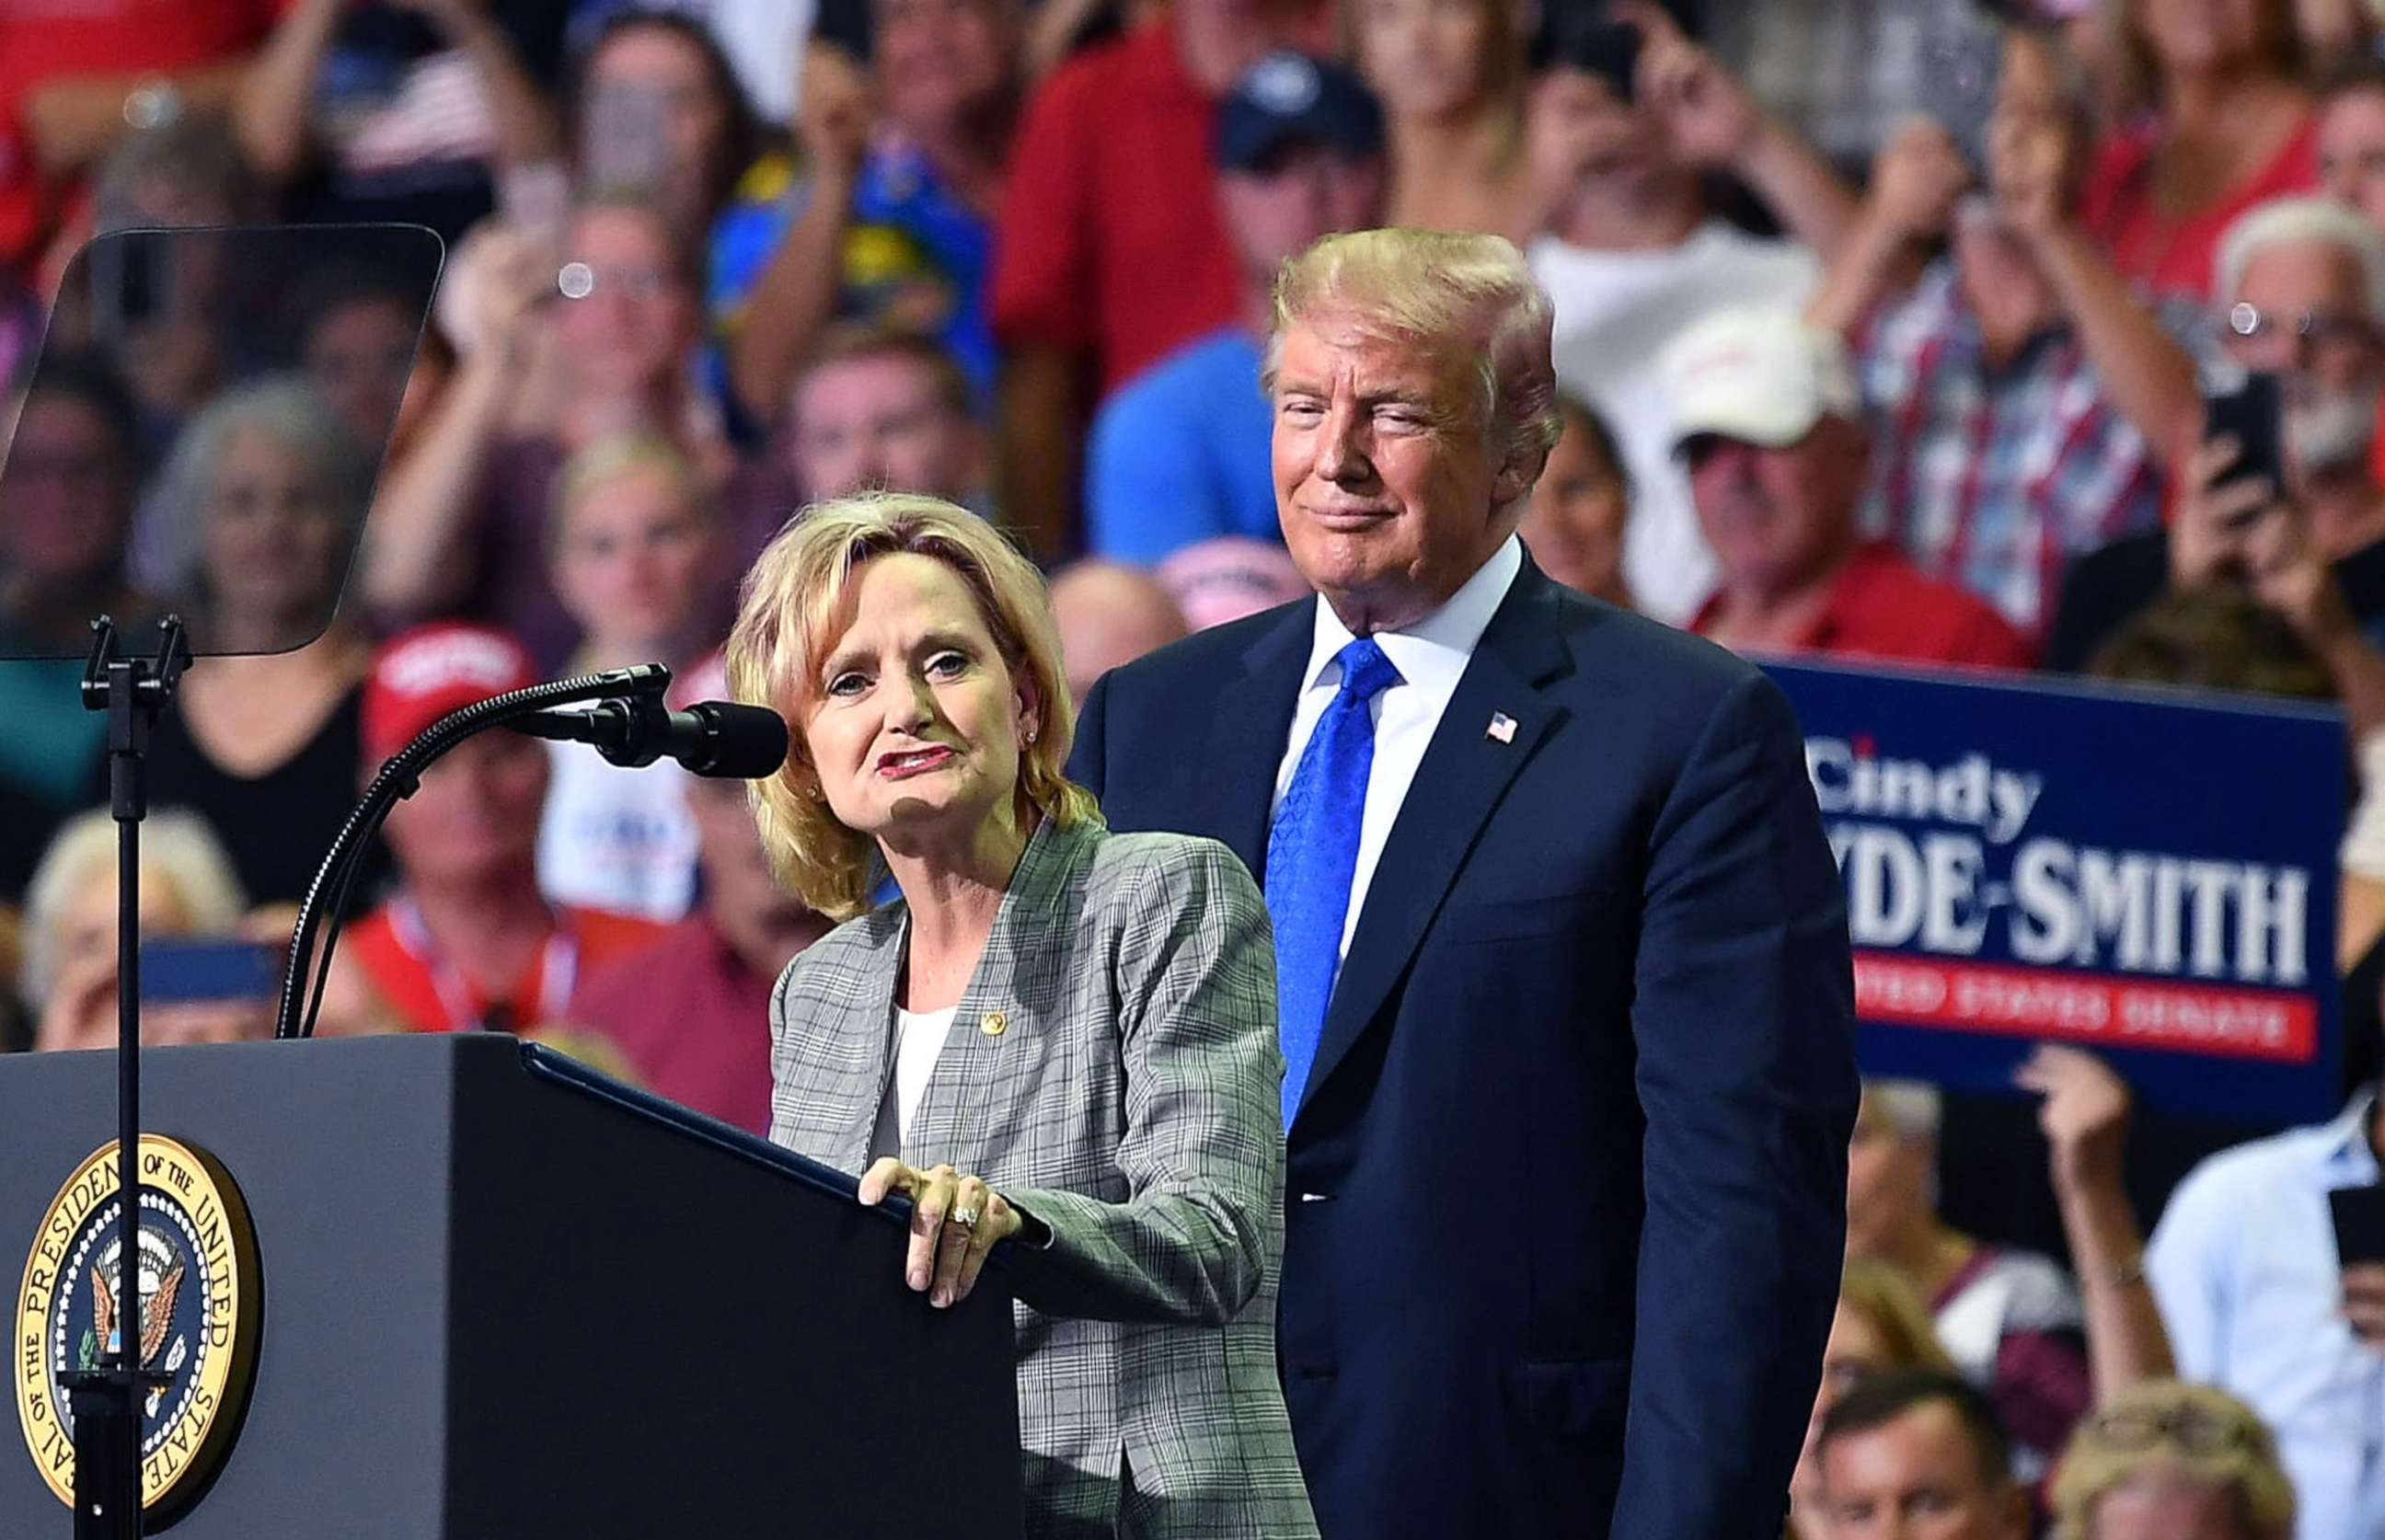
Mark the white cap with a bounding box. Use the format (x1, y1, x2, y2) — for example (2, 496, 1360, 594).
(1657, 307, 1860, 452)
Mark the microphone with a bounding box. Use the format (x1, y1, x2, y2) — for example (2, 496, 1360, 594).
(510, 697, 789, 777)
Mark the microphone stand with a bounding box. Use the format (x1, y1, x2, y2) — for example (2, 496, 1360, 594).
(274, 663, 674, 1041)
(62, 615, 190, 1540)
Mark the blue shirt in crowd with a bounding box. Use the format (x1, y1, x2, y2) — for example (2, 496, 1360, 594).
(2148, 1090, 2385, 1540)
(1084, 327, 1282, 566)
(708, 138, 997, 414)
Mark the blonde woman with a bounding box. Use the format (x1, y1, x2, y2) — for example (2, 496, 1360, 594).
(1789, 1258, 1956, 1539)
(725, 493, 1315, 1539)
(1349, 0, 1543, 241)
(2052, 1380, 2294, 1540)
(536, 430, 722, 920)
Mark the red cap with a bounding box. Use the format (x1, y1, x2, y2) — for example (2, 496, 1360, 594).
(363, 622, 540, 760)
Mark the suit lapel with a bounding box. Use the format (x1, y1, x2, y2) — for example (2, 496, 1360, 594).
(1192, 603, 1313, 875)
(1294, 565, 1574, 1127)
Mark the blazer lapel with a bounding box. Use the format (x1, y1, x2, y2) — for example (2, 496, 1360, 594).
(803, 914, 907, 1175)
(1194, 603, 1313, 875)
(902, 818, 1087, 1172)
(1294, 565, 1575, 1127)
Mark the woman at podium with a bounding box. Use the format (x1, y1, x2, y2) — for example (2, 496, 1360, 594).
(726, 494, 1317, 1538)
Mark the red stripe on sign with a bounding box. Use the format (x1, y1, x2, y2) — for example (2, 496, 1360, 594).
(1851, 952, 2317, 1063)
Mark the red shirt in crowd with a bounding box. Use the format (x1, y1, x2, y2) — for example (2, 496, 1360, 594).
(347, 896, 667, 1036)
(990, 20, 1243, 395)
(2080, 114, 2320, 302)
(0, 0, 280, 264)
(1691, 541, 2036, 671)
(567, 913, 777, 1137)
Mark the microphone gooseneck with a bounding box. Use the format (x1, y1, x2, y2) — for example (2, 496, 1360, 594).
(276, 665, 788, 1040)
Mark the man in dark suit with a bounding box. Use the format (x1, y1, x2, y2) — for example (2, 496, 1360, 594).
(1067, 227, 1858, 1538)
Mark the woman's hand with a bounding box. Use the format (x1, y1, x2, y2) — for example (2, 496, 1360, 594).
(859, 1158, 1024, 1308)
(2013, 1042, 2130, 1193)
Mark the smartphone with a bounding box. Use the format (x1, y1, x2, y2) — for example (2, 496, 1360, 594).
(2204, 372, 2288, 527)
(1925, 24, 2003, 173)
(2332, 1185, 2385, 1266)
(1543, 17, 1642, 103)
(579, 78, 674, 201)
(141, 937, 282, 1007)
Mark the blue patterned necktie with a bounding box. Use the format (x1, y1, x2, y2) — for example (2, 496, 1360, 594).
(1264, 636, 1402, 1129)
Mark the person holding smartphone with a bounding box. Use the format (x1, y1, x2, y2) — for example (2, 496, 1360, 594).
(2146, 1063, 2385, 1540)
(1803, 23, 2189, 643)
(2046, 196, 2385, 741)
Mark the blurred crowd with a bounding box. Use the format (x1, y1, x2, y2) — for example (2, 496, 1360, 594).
(9, 0, 2385, 1534)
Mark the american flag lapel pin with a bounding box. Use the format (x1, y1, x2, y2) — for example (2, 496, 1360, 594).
(1486, 712, 1517, 744)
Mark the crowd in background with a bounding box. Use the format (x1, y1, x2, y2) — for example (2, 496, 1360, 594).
(8, 0, 2385, 1534)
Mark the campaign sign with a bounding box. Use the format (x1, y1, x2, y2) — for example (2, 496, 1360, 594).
(1764, 660, 2346, 1124)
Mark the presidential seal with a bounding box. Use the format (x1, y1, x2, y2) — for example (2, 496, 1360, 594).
(14, 1135, 261, 1519)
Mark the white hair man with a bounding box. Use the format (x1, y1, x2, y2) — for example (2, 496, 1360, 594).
(1067, 225, 1858, 1539)
(2046, 196, 2385, 741)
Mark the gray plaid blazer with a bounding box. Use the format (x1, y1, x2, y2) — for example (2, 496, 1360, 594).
(767, 816, 1319, 1539)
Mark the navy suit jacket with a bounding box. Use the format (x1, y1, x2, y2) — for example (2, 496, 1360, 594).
(1067, 558, 1859, 1540)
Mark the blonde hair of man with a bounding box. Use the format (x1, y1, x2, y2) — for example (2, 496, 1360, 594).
(724, 492, 1099, 919)
(2051, 1379, 2294, 1540)
(1262, 227, 1564, 494)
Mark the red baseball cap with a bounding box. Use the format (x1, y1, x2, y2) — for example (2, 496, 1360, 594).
(363, 622, 541, 760)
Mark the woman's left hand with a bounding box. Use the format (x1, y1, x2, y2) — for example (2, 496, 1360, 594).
(858, 1159, 1025, 1308)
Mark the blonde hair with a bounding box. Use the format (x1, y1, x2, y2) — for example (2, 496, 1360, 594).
(1263, 228, 1562, 477)
(547, 429, 710, 560)
(22, 808, 248, 1010)
(1837, 1257, 1955, 1375)
(724, 492, 1099, 919)
(2053, 1380, 2294, 1540)
(1861, 1078, 1944, 1143)
(1343, 0, 1532, 170)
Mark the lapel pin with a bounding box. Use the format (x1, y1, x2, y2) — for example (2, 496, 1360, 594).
(980, 1011, 1008, 1037)
(1486, 712, 1517, 744)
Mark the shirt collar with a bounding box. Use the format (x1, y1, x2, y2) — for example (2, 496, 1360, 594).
(2317, 1087, 2381, 1183)
(1299, 535, 1524, 696)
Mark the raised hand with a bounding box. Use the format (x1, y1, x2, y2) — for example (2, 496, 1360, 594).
(2012, 1043, 2130, 1190)
(1614, 1, 1763, 167)
(798, 41, 877, 186)
(1868, 118, 1974, 243)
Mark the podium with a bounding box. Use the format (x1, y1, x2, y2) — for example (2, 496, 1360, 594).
(0, 1034, 1025, 1536)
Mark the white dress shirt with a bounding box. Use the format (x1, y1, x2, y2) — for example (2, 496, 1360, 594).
(1270, 536, 1524, 961)
(2147, 1090, 2385, 1540)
